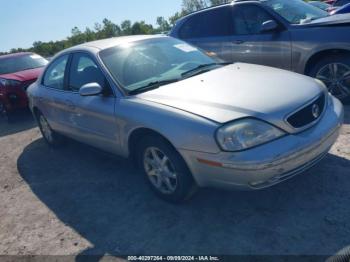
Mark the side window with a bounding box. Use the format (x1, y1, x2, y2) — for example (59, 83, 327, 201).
(232, 5, 273, 35)
(179, 7, 233, 39)
(68, 53, 107, 92)
(43, 55, 69, 90)
(335, 0, 350, 6)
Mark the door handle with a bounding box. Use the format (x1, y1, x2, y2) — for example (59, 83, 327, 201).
(233, 40, 245, 45)
(65, 100, 76, 110)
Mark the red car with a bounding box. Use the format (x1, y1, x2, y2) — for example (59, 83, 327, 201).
(0, 52, 48, 119)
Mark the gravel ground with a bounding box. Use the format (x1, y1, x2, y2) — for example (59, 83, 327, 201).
(0, 107, 349, 258)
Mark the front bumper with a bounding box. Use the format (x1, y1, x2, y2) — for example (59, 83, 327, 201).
(0, 87, 29, 112)
(179, 95, 344, 190)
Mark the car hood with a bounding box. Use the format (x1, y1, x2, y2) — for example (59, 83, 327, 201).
(136, 63, 325, 133)
(0, 67, 43, 82)
(302, 13, 350, 26)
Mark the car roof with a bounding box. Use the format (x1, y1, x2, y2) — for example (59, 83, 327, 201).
(176, 0, 261, 22)
(0, 52, 34, 60)
(67, 35, 167, 52)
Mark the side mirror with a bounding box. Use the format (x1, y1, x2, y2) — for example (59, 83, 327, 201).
(79, 82, 103, 96)
(260, 20, 278, 33)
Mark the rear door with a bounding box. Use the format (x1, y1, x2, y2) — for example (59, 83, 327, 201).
(40, 54, 74, 134)
(230, 4, 292, 70)
(177, 6, 234, 61)
(66, 52, 118, 153)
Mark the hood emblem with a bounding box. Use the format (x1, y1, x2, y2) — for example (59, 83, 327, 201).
(312, 104, 320, 119)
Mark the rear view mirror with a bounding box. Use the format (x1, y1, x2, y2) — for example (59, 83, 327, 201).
(261, 20, 278, 33)
(79, 82, 103, 96)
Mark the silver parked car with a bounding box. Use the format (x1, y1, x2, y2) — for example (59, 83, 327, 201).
(27, 36, 343, 202)
(170, 0, 350, 102)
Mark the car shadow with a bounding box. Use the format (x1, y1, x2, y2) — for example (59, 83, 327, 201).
(0, 110, 36, 138)
(343, 105, 350, 125)
(17, 138, 350, 259)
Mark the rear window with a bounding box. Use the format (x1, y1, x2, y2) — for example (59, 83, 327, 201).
(0, 54, 48, 75)
(179, 7, 233, 39)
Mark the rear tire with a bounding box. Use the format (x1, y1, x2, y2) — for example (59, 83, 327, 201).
(137, 135, 197, 203)
(308, 54, 350, 103)
(36, 111, 63, 147)
(0, 102, 10, 123)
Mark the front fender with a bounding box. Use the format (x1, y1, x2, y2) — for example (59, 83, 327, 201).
(290, 26, 350, 73)
(115, 97, 221, 157)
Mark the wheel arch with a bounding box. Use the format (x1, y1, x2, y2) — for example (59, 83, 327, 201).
(304, 49, 350, 75)
(127, 127, 178, 162)
(32, 106, 41, 120)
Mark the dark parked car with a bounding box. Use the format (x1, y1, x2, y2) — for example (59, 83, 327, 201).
(170, 0, 350, 101)
(333, 0, 350, 7)
(331, 3, 350, 14)
(0, 52, 48, 120)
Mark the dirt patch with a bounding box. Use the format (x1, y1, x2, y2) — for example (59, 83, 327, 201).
(0, 107, 349, 257)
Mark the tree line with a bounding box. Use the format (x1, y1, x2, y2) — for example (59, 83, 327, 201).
(0, 0, 229, 57)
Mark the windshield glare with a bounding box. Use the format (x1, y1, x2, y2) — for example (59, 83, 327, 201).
(262, 0, 329, 24)
(99, 38, 218, 93)
(0, 54, 48, 75)
(310, 1, 330, 10)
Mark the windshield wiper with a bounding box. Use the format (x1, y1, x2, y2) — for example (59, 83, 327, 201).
(128, 78, 180, 95)
(181, 62, 231, 78)
(300, 16, 328, 24)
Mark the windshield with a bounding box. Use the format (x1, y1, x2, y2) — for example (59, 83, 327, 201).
(262, 0, 329, 24)
(0, 54, 48, 75)
(99, 37, 220, 93)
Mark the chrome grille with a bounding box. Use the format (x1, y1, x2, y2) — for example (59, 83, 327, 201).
(287, 94, 326, 129)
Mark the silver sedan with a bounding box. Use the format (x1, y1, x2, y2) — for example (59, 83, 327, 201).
(27, 36, 344, 202)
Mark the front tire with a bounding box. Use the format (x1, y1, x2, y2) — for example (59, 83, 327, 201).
(137, 136, 197, 203)
(36, 111, 63, 147)
(308, 54, 350, 103)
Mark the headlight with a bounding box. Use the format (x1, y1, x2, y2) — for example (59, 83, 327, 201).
(216, 118, 286, 151)
(0, 78, 22, 87)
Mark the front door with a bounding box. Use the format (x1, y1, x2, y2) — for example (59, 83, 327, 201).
(66, 52, 118, 153)
(230, 4, 292, 70)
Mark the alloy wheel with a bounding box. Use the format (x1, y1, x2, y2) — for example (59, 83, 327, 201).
(316, 62, 350, 100)
(143, 147, 178, 194)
